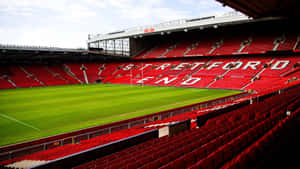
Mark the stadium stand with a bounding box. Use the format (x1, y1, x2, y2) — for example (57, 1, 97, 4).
(164, 40, 195, 58)
(276, 34, 298, 51)
(105, 56, 299, 91)
(240, 33, 278, 53)
(175, 75, 216, 88)
(64, 64, 86, 83)
(68, 85, 299, 169)
(0, 77, 15, 89)
(47, 65, 81, 84)
(243, 77, 290, 91)
(142, 43, 174, 59)
(208, 76, 251, 89)
(211, 33, 248, 54)
(225, 57, 273, 76)
(1, 84, 297, 169)
(0, 55, 299, 91)
(259, 56, 299, 77)
(8, 66, 43, 88)
(134, 32, 298, 59)
(0, 59, 299, 168)
(23, 65, 68, 86)
(0, 128, 152, 167)
(1, 6, 300, 168)
(84, 63, 102, 83)
(185, 36, 219, 56)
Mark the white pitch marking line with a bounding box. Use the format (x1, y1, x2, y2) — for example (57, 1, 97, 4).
(0, 113, 41, 131)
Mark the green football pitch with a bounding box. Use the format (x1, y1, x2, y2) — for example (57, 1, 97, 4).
(0, 84, 241, 146)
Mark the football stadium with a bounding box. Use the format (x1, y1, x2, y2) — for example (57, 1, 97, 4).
(0, 0, 300, 169)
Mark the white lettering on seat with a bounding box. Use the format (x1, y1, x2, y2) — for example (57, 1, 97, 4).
(271, 60, 290, 70)
(191, 62, 206, 70)
(123, 64, 134, 71)
(173, 63, 190, 70)
(181, 77, 201, 85)
(136, 77, 154, 84)
(207, 62, 223, 70)
(155, 77, 178, 84)
(223, 62, 243, 70)
(242, 61, 261, 70)
(156, 63, 171, 70)
(140, 64, 152, 70)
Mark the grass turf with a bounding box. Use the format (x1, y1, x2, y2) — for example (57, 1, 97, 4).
(0, 84, 241, 146)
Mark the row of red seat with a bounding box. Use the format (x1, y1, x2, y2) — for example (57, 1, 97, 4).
(107, 56, 299, 91)
(187, 92, 299, 169)
(8, 66, 42, 88)
(135, 33, 298, 59)
(0, 77, 15, 89)
(72, 86, 300, 169)
(221, 104, 300, 169)
(0, 65, 81, 89)
(0, 56, 299, 91)
(24, 65, 69, 86)
(0, 128, 151, 166)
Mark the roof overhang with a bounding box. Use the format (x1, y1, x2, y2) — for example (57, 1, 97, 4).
(216, 0, 300, 18)
(0, 45, 129, 63)
(88, 13, 251, 43)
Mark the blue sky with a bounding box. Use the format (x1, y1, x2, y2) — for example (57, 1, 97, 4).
(0, 0, 235, 48)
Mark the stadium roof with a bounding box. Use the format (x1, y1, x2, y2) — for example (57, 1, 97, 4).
(88, 12, 251, 42)
(88, 0, 300, 43)
(0, 44, 87, 53)
(216, 0, 300, 18)
(0, 44, 128, 63)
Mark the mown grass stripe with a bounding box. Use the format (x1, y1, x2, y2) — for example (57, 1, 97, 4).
(0, 84, 241, 146)
(0, 85, 171, 109)
(0, 113, 40, 131)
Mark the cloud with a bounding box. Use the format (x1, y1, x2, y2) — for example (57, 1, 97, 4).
(0, 0, 233, 48)
(177, 0, 196, 5)
(84, 0, 108, 8)
(0, 0, 65, 14)
(0, 6, 33, 16)
(0, 27, 87, 48)
(110, 0, 190, 27)
(61, 3, 97, 22)
(22, 29, 87, 48)
(119, 6, 188, 21)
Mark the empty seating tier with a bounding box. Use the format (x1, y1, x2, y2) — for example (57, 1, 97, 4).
(134, 32, 298, 59)
(1, 56, 299, 91)
(71, 86, 299, 169)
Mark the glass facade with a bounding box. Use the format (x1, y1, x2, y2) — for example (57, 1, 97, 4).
(88, 38, 130, 56)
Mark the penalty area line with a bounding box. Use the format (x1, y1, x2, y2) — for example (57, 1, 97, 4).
(0, 113, 41, 131)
